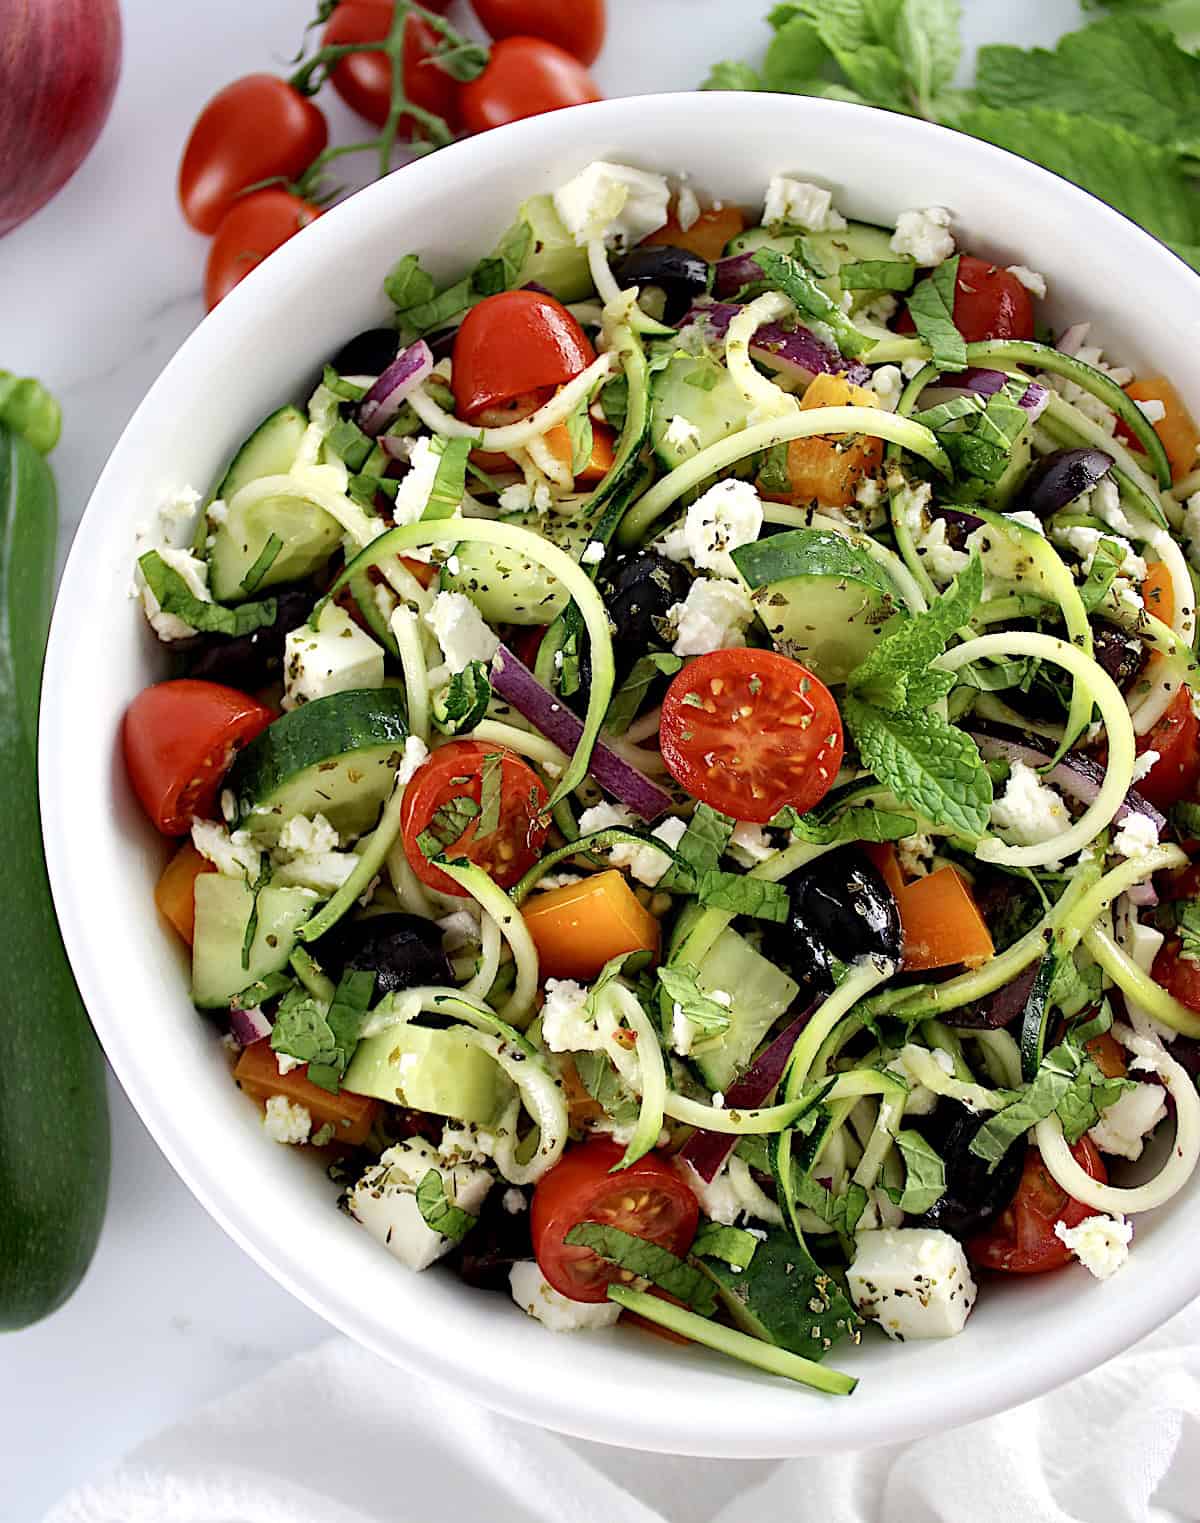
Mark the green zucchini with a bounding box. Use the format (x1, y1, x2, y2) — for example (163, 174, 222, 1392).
(0, 394, 110, 1329)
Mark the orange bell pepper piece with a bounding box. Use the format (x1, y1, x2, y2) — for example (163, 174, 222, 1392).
(860, 841, 906, 899)
(897, 867, 994, 973)
(234, 1039, 379, 1146)
(644, 204, 747, 263)
(155, 841, 215, 946)
(1085, 1031, 1127, 1079)
(1125, 377, 1200, 483)
(1141, 559, 1174, 626)
(544, 419, 616, 485)
(523, 870, 660, 981)
(760, 372, 885, 508)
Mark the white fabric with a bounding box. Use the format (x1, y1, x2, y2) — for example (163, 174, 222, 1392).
(46, 1301, 1200, 1523)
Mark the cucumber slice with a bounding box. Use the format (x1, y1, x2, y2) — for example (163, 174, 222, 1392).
(726, 221, 900, 310)
(508, 194, 594, 304)
(344, 1024, 515, 1123)
(228, 688, 409, 844)
(649, 354, 749, 469)
(733, 528, 906, 683)
(191, 875, 318, 1009)
(439, 510, 593, 625)
(216, 404, 307, 500)
(690, 928, 800, 1093)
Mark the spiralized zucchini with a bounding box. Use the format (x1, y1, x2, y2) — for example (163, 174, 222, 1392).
(459, 1030, 569, 1184)
(390, 606, 430, 744)
(435, 861, 539, 1028)
(595, 982, 667, 1169)
(1083, 924, 1200, 1039)
(407, 351, 616, 450)
(724, 292, 801, 420)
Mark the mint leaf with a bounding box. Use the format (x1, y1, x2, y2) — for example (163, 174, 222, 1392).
(600, 374, 629, 432)
(604, 652, 682, 736)
(471, 220, 533, 297)
(1173, 801, 1200, 838)
(657, 964, 734, 1037)
(696, 871, 790, 922)
(784, 805, 918, 845)
(905, 255, 967, 369)
(657, 803, 735, 893)
(1078, 536, 1125, 613)
(237, 533, 284, 597)
(385, 253, 436, 312)
(848, 553, 983, 711)
(888, 1128, 946, 1213)
(842, 696, 993, 835)
(751, 247, 875, 358)
(566, 1223, 718, 1314)
(572, 1050, 640, 1124)
(423, 435, 471, 520)
(941, 383, 1029, 484)
(322, 366, 367, 402)
(416, 1170, 478, 1243)
(801, 0, 913, 113)
(476, 751, 504, 839)
(839, 257, 917, 291)
(763, 15, 831, 87)
(565, 396, 594, 477)
(138, 551, 277, 638)
(417, 795, 479, 859)
(895, 0, 962, 114)
(432, 661, 492, 736)
(702, 59, 763, 90)
(1174, 900, 1200, 961)
(792, 1170, 870, 1234)
(691, 1222, 760, 1271)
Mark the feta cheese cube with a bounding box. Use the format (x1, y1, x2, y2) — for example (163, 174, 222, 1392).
(1088, 1081, 1167, 1161)
(1135, 398, 1167, 425)
(581, 539, 606, 564)
(848, 1228, 978, 1340)
(659, 478, 763, 578)
(283, 603, 384, 709)
(273, 849, 358, 894)
(576, 806, 686, 887)
(190, 819, 262, 880)
(762, 175, 847, 232)
(396, 734, 431, 787)
(668, 577, 754, 657)
(425, 591, 500, 674)
(262, 1095, 312, 1145)
(1053, 1214, 1132, 1279)
(988, 760, 1072, 855)
(728, 821, 775, 867)
(277, 813, 340, 856)
(348, 1138, 493, 1272)
(510, 1261, 621, 1331)
(552, 161, 671, 250)
(890, 207, 955, 266)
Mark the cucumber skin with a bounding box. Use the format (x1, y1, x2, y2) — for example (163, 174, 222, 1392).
(0, 426, 110, 1329)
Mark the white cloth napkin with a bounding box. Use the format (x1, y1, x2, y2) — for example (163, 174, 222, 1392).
(46, 1298, 1200, 1523)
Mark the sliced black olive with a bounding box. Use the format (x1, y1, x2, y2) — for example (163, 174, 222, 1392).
(180, 587, 315, 689)
(312, 912, 451, 996)
(329, 327, 401, 377)
(920, 1111, 1026, 1239)
(1013, 446, 1114, 519)
(612, 245, 713, 326)
(567, 552, 691, 715)
(766, 848, 902, 993)
(935, 507, 984, 551)
(445, 1188, 533, 1291)
(1092, 623, 1148, 693)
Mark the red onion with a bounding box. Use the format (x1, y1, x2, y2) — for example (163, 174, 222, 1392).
(1056, 323, 1091, 358)
(712, 252, 765, 299)
(922, 368, 1049, 420)
(491, 645, 673, 820)
(943, 962, 1039, 1029)
(228, 1006, 272, 1047)
(683, 301, 870, 386)
(678, 1007, 817, 1182)
(358, 340, 434, 436)
(1, 0, 122, 238)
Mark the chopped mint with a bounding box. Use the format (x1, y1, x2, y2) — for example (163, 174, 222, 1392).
(656, 964, 734, 1037)
(565, 1223, 718, 1314)
(475, 751, 504, 839)
(138, 552, 277, 638)
(322, 365, 367, 403)
(416, 1169, 478, 1243)
(1078, 536, 1126, 613)
(940, 383, 1030, 484)
(388, 223, 533, 337)
(325, 416, 375, 472)
(905, 256, 967, 372)
(572, 1050, 641, 1124)
(603, 653, 682, 736)
(269, 970, 373, 1095)
(1171, 801, 1200, 837)
(1174, 899, 1200, 962)
(432, 661, 493, 736)
(848, 555, 983, 713)
(423, 436, 473, 521)
(843, 697, 993, 837)
(887, 1129, 947, 1214)
(757, 441, 792, 495)
(600, 374, 629, 432)
(840, 257, 917, 292)
(417, 796, 479, 859)
(657, 803, 735, 893)
(691, 1222, 761, 1271)
(782, 804, 917, 846)
(237, 533, 284, 597)
(565, 395, 594, 477)
(792, 1171, 869, 1236)
(751, 247, 874, 357)
(696, 871, 790, 922)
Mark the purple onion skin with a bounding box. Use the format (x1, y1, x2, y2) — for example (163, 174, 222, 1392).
(681, 301, 870, 386)
(943, 962, 1039, 1029)
(933, 506, 984, 549)
(357, 340, 433, 436)
(1013, 446, 1114, 519)
(713, 252, 768, 299)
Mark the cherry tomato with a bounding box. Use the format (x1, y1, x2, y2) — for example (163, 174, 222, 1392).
(205, 189, 321, 309)
(896, 253, 1034, 343)
(123, 680, 274, 836)
(178, 75, 328, 236)
(469, 0, 605, 65)
(967, 1138, 1108, 1274)
(399, 739, 549, 895)
(1152, 939, 1200, 1014)
(322, 2, 459, 137)
(458, 36, 601, 136)
(451, 290, 595, 422)
(531, 1140, 699, 1302)
(1134, 687, 1200, 810)
(658, 648, 844, 824)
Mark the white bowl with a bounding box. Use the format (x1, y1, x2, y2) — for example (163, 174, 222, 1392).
(42, 92, 1200, 1457)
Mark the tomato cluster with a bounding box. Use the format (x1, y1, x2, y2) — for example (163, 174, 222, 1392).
(179, 0, 605, 309)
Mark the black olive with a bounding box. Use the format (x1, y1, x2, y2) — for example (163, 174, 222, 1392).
(1013, 446, 1114, 519)
(935, 507, 984, 550)
(766, 848, 902, 993)
(312, 912, 451, 996)
(181, 587, 315, 689)
(919, 1112, 1026, 1239)
(611, 245, 713, 326)
(1092, 624, 1148, 693)
(566, 552, 691, 716)
(329, 327, 401, 377)
(445, 1188, 533, 1291)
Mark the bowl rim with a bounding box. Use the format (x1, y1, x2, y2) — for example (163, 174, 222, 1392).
(40, 89, 1200, 1456)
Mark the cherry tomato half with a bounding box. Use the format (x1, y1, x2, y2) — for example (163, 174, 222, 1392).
(205, 189, 321, 309)
(451, 290, 595, 423)
(178, 74, 328, 236)
(1134, 686, 1200, 810)
(967, 1138, 1107, 1274)
(531, 1140, 699, 1302)
(323, 2, 459, 137)
(897, 253, 1035, 343)
(399, 739, 549, 895)
(123, 680, 274, 836)
(458, 36, 601, 136)
(469, 0, 605, 65)
(1152, 938, 1200, 1014)
(658, 648, 844, 824)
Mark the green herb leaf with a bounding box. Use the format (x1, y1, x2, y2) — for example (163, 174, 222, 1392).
(423, 435, 472, 520)
(792, 1170, 870, 1235)
(888, 1128, 947, 1213)
(603, 652, 683, 736)
(432, 660, 493, 736)
(473, 220, 534, 296)
(416, 1169, 478, 1243)
(941, 383, 1030, 483)
(1078, 536, 1126, 613)
(800, 0, 913, 114)
(565, 396, 594, 476)
(476, 751, 504, 839)
(384, 253, 436, 312)
(696, 870, 790, 922)
(565, 1223, 718, 1315)
(326, 415, 375, 472)
(138, 551, 277, 638)
(895, 0, 962, 115)
(416, 795, 479, 859)
(321, 365, 368, 402)
(240, 862, 271, 970)
(702, 58, 764, 90)
(238, 533, 284, 597)
(657, 964, 734, 1036)
(572, 1050, 641, 1124)
(839, 257, 918, 291)
(905, 254, 967, 371)
(763, 14, 831, 87)
(751, 247, 875, 357)
(843, 695, 993, 836)
(757, 441, 792, 495)
(784, 805, 918, 845)
(1171, 801, 1200, 837)
(848, 553, 983, 711)
(600, 374, 629, 432)
(656, 803, 736, 893)
(691, 1222, 761, 1271)
(1175, 900, 1200, 961)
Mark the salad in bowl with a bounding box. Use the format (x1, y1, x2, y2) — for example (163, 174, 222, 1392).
(121, 158, 1200, 1395)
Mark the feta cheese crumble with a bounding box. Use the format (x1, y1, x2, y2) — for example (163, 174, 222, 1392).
(1088, 1082, 1167, 1162)
(1053, 1214, 1132, 1279)
(190, 819, 262, 880)
(263, 1095, 312, 1145)
(1006, 265, 1047, 299)
(574, 805, 685, 887)
(348, 1138, 493, 1272)
(425, 591, 501, 673)
(660, 478, 764, 578)
(988, 760, 1072, 856)
(663, 413, 702, 455)
(1112, 811, 1160, 863)
(552, 161, 670, 250)
(728, 821, 775, 867)
(668, 577, 755, 657)
(396, 734, 431, 787)
(848, 1228, 977, 1339)
(762, 175, 846, 232)
(540, 978, 600, 1053)
(509, 1261, 621, 1331)
(890, 207, 955, 266)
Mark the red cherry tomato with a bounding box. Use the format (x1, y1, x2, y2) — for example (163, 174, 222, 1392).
(205, 189, 321, 309)
(967, 1138, 1108, 1274)
(458, 36, 601, 136)
(178, 75, 328, 235)
(896, 253, 1035, 343)
(122, 680, 274, 836)
(469, 0, 605, 64)
(323, 1, 458, 136)
(451, 290, 595, 423)
(1133, 686, 1200, 810)
(658, 648, 844, 825)
(531, 1140, 699, 1302)
(1152, 938, 1200, 1013)
(399, 739, 549, 895)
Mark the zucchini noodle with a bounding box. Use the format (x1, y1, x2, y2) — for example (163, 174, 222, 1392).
(525, 429, 574, 490)
(1056, 844, 1186, 954)
(595, 982, 667, 1170)
(459, 1032, 568, 1184)
(385, 837, 434, 918)
(896, 1044, 1007, 1111)
(972, 1029, 1024, 1089)
(296, 777, 407, 945)
(390, 606, 430, 744)
(468, 718, 569, 773)
(231, 469, 381, 552)
(508, 826, 688, 906)
(377, 553, 436, 616)
(1082, 924, 1200, 1039)
(587, 239, 623, 307)
(852, 1095, 902, 1192)
(616, 406, 952, 547)
(435, 861, 539, 1029)
(1038, 392, 1171, 529)
(761, 505, 930, 614)
(935, 631, 1135, 868)
(724, 292, 801, 420)
(1127, 528, 1197, 732)
(458, 910, 502, 1004)
(407, 350, 616, 450)
(782, 959, 898, 1099)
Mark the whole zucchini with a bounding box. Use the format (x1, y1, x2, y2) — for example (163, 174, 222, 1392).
(0, 378, 110, 1329)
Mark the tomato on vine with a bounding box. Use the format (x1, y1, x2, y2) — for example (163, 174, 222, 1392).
(321, 1, 460, 136)
(469, 0, 606, 65)
(205, 190, 321, 309)
(459, 37, 602, 134)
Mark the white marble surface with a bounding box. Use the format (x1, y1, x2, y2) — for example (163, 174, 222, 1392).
(3, 0, 1080, 1516)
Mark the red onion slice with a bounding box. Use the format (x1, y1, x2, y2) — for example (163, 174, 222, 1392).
(681, 301, 871, 386)
(229, 1005, 272, 1047)
(357, 339, 434, 436)
(491, 645, 673, 821)
(943, 962, 1040, 1030)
